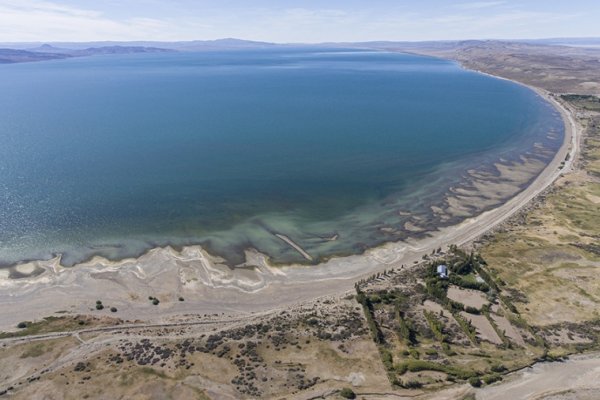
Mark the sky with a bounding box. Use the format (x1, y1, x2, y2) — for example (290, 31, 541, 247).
(0, 0, 599, 43)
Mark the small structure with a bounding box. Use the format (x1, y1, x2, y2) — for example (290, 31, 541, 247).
(437, 264, 448, 279)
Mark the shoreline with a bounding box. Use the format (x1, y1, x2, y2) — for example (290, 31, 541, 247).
(0, 64, 579, 330)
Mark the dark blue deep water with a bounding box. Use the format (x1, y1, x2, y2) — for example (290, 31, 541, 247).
(0, 48, 564, 266)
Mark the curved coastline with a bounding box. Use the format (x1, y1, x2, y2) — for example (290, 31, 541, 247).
(0, 63, 578, 330)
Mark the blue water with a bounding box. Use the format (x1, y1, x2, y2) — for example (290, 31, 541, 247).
(0, 48, 563, 266)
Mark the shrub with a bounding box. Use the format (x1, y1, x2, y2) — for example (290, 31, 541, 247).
(424, 310, 446, 342)
(409, 348, 420, 359)
(482, 374, 502, 385)
(449, 275, 490, 292)
(395, 363, 408, 375)
(425, 348, 438, 356)
(449, 300, 465, 312)
(369, 294, 381, 303)
(17, 322, 27, 329)
(465, 306, 480, 315)
(404, 360, 441, 373)
(339, 387, 356, 399)
(356, 289, 384, 344)
(96, 300, 102, 305)
(397, 309, 416, 345)
(442, 342, 456, 356)
(74, 362, 88, 372)
(396, 360, 476, 380)
(110, 307, 117, 313)
(468, 377, 481, 387)
(381, 348, 394, 370)
(152, 298, 160, 306)
(178, 297, 185, 302)
(490, 364, 506, 373)
(403, 380, 422, 389)
(96, 304, 104, 310)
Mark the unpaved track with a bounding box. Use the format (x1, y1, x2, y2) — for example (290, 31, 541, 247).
(0, 313, 263, 346)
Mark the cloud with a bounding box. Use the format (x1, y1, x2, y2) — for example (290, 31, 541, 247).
(0, 0, 102, 17)
(0, 0, 200, 41)
(0, 0, 593, 43)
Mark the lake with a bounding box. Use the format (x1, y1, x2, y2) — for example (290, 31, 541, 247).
(0, 48, 564, 266)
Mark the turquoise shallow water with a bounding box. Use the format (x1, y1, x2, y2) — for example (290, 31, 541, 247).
(0, 48, 563, 266)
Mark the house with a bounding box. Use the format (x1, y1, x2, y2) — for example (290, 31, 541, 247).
(437, 264, 448, 279)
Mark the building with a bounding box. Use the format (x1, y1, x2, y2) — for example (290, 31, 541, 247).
(437, 264, 448, 279)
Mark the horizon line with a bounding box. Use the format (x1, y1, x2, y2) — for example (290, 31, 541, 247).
(2, 36, 600, 46)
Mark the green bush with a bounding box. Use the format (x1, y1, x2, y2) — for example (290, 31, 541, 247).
(356, 289, 384, 344)
(110, 307, 118, 313)
(468, 377, 481, 387)
(454, 313, 477, 343)
(381, 348, 394, 370)
(425, 348, 438, 356)
(339, 387, 356, 399)
(449, 300, 465, 311)
(403, 380, 422, 389)
(424, 310, 446, 342)
(396, 307, 416, 345)
(449, 274, 489, 292)
(395, 360, 476, 380)
(369, 294, 381, 303)
(17, 322, 27, 329)
(482, 374, 502, 385)
(152, 298, 160, 306)
(395, 362, 408, 375)
(409, 348, 420, 359)
(442, 343, 457, 356)
(96, 303, 104, 310)
(490, 364, 506, 373)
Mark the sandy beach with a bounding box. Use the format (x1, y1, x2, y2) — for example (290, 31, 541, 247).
(0, 74, 579, 331)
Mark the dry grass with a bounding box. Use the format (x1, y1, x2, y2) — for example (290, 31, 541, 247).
(447, 287, 489, 310)
(480, 97, 600, 330)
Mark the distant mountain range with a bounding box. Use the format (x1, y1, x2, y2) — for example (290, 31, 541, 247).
(27, 44, 175, 55)
(2, 37, 600, 65)
(0, 45, 176, 64)
(0, 39, 278, 64)
(0, 48, 71, 64)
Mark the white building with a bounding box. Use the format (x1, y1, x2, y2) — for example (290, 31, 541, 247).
(437, 264, 448, 279)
